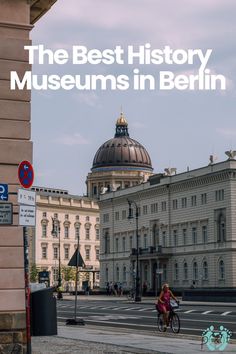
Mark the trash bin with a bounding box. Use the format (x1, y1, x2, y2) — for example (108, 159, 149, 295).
(31, 287, 57, 336)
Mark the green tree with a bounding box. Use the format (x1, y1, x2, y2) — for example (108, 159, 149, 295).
(30, 263, 39, 282)
(62, 266, 76, 282)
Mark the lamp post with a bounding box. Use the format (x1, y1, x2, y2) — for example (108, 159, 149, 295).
(51, 217, 62, 299)
(128, 199, 141, 302)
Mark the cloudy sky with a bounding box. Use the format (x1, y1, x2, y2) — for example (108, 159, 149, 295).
(31, 0, 236, 195)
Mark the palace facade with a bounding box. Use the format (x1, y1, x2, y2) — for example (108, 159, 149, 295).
(99, 158, 236, 292)
(30, 187, 100, 290)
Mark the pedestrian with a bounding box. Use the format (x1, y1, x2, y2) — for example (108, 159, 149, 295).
(86, 284, 90, 296)
(118, 283, 123, 296)
(142, 282, 147, 296)
(114, 282, 118, 296)
(106, 282, 110, 296)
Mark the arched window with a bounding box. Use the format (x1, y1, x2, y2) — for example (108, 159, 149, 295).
(217, 212, 226, 242)
(203, 261, 208, 280)
(105, 267, 109, 282)
(219, 260, 225, 280)
(183, 262, 188, 280)
(193, 261, 198, 280)
(174, 262, 179, 280)
(116, 266, 119, 281)
(153, 224, 157, 247)
(123, 266, 127, 281)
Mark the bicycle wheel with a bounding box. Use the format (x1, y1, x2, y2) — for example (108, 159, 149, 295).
(171, 313, 180, 333)
(157, 313, 165, 332)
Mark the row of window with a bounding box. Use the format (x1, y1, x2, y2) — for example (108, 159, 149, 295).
(103, 189, 225, 222)
(105, 266, 127, 283)
(105, 260, 225, 284)
(112, 225, 209, 252)
(41, 224, 100, 240)
(173, 259, 225, 281)
(41, 244, 99, 261)
(43, 212, 99, 223)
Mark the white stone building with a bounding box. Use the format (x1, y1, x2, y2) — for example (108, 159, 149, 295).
(30, 187, 100, 289)
(99, 159, 236, 292)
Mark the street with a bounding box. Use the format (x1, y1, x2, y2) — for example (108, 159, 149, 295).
(56, 296, 236, 339)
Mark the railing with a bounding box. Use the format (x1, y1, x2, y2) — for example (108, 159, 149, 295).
(131, 246, 163, 255)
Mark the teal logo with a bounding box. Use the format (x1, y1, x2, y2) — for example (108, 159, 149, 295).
(201, 325, 232, 351)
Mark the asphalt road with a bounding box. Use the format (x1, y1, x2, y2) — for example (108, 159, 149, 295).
(56, 299, 236, 339)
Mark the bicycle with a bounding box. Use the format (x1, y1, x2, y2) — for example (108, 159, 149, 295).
(156, 299, 180, 333)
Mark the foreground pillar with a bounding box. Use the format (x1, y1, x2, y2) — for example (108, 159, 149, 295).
(0, 1, 57, 352)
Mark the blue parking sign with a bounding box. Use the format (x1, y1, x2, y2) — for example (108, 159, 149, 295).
(0, 184, 8, 201)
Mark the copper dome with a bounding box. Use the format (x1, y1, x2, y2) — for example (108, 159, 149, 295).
(92, 113, 153, 171)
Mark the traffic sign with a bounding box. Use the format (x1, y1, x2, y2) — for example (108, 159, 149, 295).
(19, 205, 36, 226)
(0, 184, 8, 201)
(18, 161, 34, 189)
(0, 203, 12, 225)
(18, 189, 36, 206)
(68, 248, 85, 267)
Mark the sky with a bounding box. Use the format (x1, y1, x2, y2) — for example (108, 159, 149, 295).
(31, 0, 236, 196)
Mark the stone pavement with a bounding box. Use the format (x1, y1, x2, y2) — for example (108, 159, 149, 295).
(32, 325, 236, 354)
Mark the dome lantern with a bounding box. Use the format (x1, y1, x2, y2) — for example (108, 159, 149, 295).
(115, 112, 129, 137)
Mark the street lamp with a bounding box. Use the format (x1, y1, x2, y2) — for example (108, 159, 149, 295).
(51, 217, 62, 299)
(127, 199, 141, 302)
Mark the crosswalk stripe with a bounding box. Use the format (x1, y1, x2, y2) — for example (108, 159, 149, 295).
(184, 310, 195, 314)
(202, 310, 212, 315)
(221, 311, 231, 316)
(124, 307, 139, 311)
(138, 308, 149, 311)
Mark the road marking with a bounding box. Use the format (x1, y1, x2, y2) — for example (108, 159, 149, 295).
(124, 307, 139, 311)
(184, 310, 195, 314)
(138, 308, 149, 311)
(152, 310, 157, 312)
(221, 311, 231, 316)
(202, 310, 212, 315)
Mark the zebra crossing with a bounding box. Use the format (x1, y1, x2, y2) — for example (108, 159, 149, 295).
(57, 303, 235, 316)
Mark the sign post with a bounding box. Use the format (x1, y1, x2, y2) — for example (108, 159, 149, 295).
(18, 161, 35, 354)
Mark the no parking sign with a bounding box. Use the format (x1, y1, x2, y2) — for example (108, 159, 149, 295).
(18, 160, 34, 189)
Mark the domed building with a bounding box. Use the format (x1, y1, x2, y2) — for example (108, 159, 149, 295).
(86, 112, 153, 198)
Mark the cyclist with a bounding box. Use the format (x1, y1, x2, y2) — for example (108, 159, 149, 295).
(156, 283, 178, 331)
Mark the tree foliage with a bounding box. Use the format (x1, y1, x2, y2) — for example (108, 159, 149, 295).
(30, 263, 39, 282)
(62, 266, 76, 281)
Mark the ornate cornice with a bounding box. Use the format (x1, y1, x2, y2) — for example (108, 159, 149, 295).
(30, 0, 58, 24)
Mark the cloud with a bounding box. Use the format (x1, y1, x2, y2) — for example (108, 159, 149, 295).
(36, 0, 236, 48)
(130, 121, 145, 129)
(73, 92, 100, 107)
(54, 133, 91, 146)
(217, 128, 236, 137)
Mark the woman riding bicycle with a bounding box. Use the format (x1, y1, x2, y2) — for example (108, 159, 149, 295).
(156, 283, 178, 331)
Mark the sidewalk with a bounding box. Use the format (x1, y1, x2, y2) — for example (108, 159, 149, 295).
(32, 325, 236, 354)
(61, 294, 236, 307)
